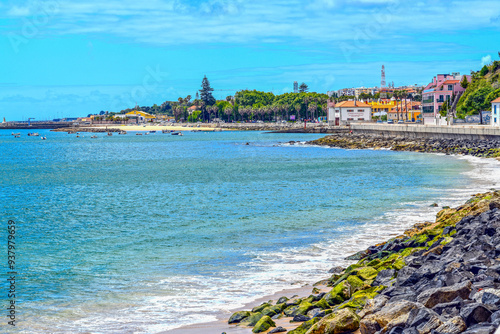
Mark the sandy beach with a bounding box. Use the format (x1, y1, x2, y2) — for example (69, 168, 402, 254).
(162, 284, 327, 334)
(90, 124, 228, 132)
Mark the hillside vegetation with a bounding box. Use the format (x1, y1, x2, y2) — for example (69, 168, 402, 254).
(457, 58, 500, 118)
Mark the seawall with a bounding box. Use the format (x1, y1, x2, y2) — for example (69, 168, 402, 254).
(351, 124, 500, 140)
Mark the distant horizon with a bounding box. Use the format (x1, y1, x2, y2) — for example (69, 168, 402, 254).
(1, 0, 499, 121)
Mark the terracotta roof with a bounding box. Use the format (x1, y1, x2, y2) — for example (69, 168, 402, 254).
(335, 101, 371, 108)
(441, 80, 459, 85)
(493, 97, 500, 103)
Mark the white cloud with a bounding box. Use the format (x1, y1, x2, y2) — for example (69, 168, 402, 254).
(481, 55, 492, 66)
(7, 5, 31, 16)
(2, 0, 500, 46)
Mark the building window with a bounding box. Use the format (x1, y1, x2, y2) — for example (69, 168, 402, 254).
(448, 85, 453, 91)
(495, 118, 497, 123)
(358, 110, 363, 113)
(347, 109, 354, 113)
(495, 105, 497, 114)
(347, 118, 354, 121)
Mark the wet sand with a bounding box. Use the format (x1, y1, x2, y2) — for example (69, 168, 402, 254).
(161, 284, 328, 334)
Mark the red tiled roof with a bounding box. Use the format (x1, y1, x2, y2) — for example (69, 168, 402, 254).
(335, 101, 371, 108)
(493, 97, 500, 103)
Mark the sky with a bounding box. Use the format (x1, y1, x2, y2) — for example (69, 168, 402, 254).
(1, 0, 500, 121)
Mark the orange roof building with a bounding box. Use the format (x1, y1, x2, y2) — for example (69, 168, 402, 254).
(327, 100, 372, 125)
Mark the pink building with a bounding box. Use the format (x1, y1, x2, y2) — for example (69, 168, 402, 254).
(422, 73, 470, 124)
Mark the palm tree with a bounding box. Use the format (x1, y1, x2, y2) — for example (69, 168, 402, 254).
(224, 106, 233, 122)
(294, 104, 301, 121)
(308, 103, 318, 121)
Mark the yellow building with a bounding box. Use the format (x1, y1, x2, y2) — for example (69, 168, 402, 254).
(125, 110, 156, 120)
(368, 100, 397, 116)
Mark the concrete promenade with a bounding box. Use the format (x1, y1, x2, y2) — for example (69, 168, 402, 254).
(350, 123, 500, 140)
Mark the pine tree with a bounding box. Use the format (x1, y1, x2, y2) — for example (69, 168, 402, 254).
(199, 76, 216, 106)
(299, 83, 309, 93)
(460, 75, 469, 89)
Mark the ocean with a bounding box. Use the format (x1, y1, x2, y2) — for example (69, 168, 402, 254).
(0, 129, 498, 333)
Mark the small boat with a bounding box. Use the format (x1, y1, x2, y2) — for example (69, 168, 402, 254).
(11, 132, 20, 136)
(91, 135, 98, 139)
(150, 130, 156, 133)
(41, 136, 46, 140)
(171, 132, 180, 135)
(145, 132, 150, 135)
(107, 132, 112, 136)
(76, 135, 80, 138)
(27, 132, 39, 136)
(136, 133, 142, 136)
(118, 131, 127, 135)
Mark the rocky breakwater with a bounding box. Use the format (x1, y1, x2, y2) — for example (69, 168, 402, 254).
(228, 192, 500, 334)
(308, 134, 500, 158)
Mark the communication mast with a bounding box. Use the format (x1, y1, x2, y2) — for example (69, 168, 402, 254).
(293, 81, 298, 93)
(381, 65, 386, 89)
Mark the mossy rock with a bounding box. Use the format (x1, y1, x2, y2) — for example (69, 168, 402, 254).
(344, 263, 363, 274)
(339, 286, 385, 311)
(261, 305, 283, 318)
(393, 258, 405, 270)
(288, 317, 320, 334)
(240, 312, 264, 326)
(366, 258, 381, 267)
(277, 296, 289, 304)
(346, 275, 365, 293)
(312, 298, 330, 310)
(252, 315, 276, 333)
(306, 308, 360, 334)
(252, 303, 271, 313)
(228, 310, 251, 324)
(324, 280, 351, 306)
(284, 301, 314, 317)
(355, 267, 379, 280)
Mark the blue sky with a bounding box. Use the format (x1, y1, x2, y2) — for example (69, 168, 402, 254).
(1, 0, 499, 120)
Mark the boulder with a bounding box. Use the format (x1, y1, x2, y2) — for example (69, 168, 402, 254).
(459, 303, 493, 326)
(289, 318, 320, 334)
(241, 313, 264, 326)
(461, 324, 497, 334)
(253, 303, 272, 313)
(228, 310, 251, 324)
(293, 314, 311, 322)
(416, 281, 471, 308)
(360, 301, 420, 334)
(252, 315, 276, 333)
(277, 296, 289, 304)
(284, 302, 314, 317)
(269, 326, 287, 333)
(323, 281, 351, 306)
(435, 316, 468, 334)
(372, 269, 396, 286)
(356, 267, 379, 280)
(346, 275, 365, 293)
(397, 266, 421, 286)
(305, 308, 360, 334)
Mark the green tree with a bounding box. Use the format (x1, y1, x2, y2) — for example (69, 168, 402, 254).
(299, 83, 309, 93)
(439, 101, 449, 117)
(479, 65, 489, 76)
(460, 75, 469, 89)
(200, 75, 216, 107)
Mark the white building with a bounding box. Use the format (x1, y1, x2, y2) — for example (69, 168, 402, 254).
(328, 100, 372, 126)
(492, 97, 500, 127)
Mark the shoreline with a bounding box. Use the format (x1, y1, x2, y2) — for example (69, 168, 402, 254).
(160, 135, 500, 334)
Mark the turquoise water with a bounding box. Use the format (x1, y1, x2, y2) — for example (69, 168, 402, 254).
(0, 129, 483, 333)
